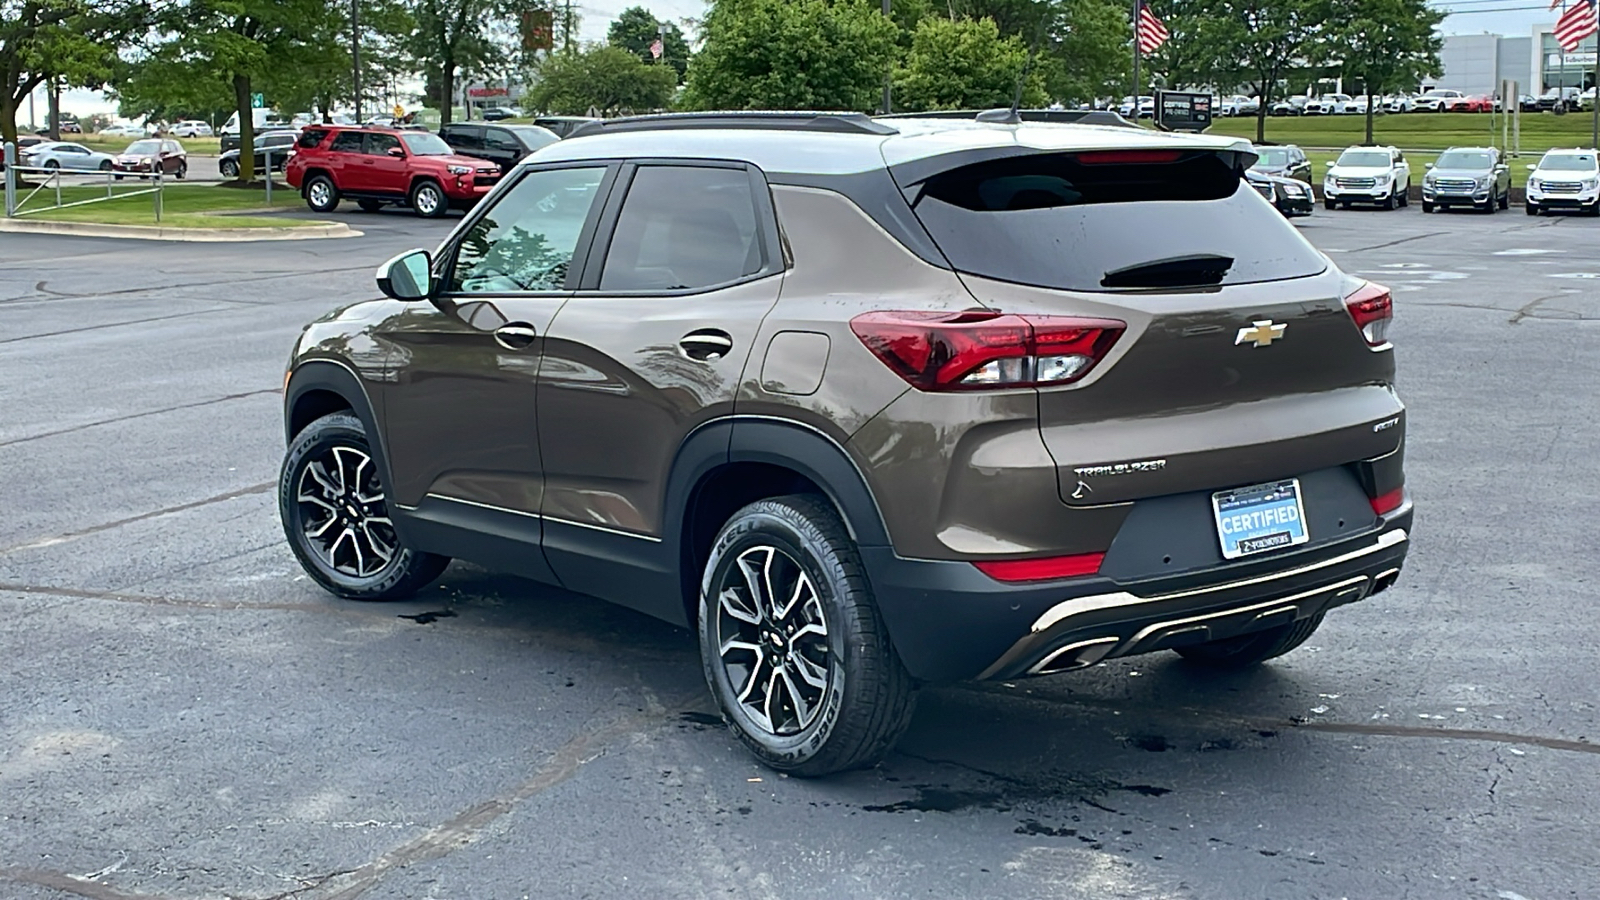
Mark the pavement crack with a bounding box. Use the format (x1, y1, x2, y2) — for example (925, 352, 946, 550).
(0, 389, 281, 448)
(0, 481, 274, 554)
(0, 306, 242, 345)
(1508, 292, 1566, 325)
(1349, 230, 1448, 252)
(0, 867, 155, 900)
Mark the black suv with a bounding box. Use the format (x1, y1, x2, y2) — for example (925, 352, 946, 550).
(438, 122, 559, 173)
(280, 112, 1411, 776)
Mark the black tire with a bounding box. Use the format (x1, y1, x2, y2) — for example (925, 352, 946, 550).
(1421, 201, 1433, 213)
(220, 159, 239, 178)
(409, 179, 448, 218)
(1175, 613, 1325, 670)
(305, 174, 340, 212)
(698, 495, 916, 777)
(1589, 201, 1600, 218)
(1382, 193, 1396, 210)
(1397, 188, 1407, 208)
(1526, 202, 1539, 216)
(357, 199, 384, 213)
(1499, 189, 1510, 210)
(174, 162, 186, 180)
(1481, 197, 1495, 214)
(44, 159, 59, 170)
(1324, 198, 1336, 210)
(279, 412, 449, 601)
(98, 160, 112, 172)
(114, 174, 124, 181)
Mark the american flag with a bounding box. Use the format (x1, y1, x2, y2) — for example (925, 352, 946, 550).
(1554, 0, 1598, 51)
(1137, 2, 1170, 55)
(649, 38, 664, 59)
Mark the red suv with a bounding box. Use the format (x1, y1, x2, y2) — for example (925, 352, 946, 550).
(285, 125, 502, 218)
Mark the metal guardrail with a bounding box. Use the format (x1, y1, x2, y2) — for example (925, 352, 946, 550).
(3, 141, 290, 222)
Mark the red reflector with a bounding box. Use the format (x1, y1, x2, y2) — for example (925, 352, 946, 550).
(850, 310, 1125, 392)
(1371, 488, 1405, 516)
(973, 553, 1105, 582)
(1343, 281, 1393, 348)
(1075, 150, 1183, 165)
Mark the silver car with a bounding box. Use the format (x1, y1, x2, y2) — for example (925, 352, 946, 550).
(19, 141, 115, 172)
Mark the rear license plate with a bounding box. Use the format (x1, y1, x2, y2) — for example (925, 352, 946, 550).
(1212, 479, 1309, 560)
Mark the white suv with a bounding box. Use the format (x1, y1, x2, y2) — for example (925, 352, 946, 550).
(1304, 94, 1355, 115)
(172, 120, 214, 138)
(1525, 149, 1600, 216)
(1323, 145, 1411, 210)
(1411, 90, 1464, 112)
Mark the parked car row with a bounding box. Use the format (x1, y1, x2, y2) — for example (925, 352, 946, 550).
(14, 137, 187, 179)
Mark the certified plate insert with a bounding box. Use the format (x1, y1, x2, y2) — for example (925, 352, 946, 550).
(1212, 478, 1309, 560)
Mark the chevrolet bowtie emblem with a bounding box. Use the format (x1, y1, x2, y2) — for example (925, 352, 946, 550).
(1235, 320, 1287, 347)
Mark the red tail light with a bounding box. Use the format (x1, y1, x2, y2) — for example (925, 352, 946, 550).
(1075, 150, 1183, 165)
(850, 310, 1125, 392)
(973, 553, 1106, 582)
(1370, 487, 1405, 515)
(1343, 281, 1393, 348)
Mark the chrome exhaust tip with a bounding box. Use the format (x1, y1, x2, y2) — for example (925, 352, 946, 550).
(1370, 568, 1401, 595)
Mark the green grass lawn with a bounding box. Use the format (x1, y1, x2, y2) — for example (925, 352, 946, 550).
(14, 182, 316, 228)
(71, 135, 223, 156)
(1209, 111, 1599, 157)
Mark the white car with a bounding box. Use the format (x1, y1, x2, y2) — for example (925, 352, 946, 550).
(1219, 95, 1260, 117)
(172, 120, 213, 138)
(18, 141, 116, 172)
(98, 124, 148, 138)
(1411, 90, 1463, 112)
(1525, 148, 1600, 216)
(1303, 93, 1356, 115)
(1323, 145, 1412, 210)
(1385, 95, 1416, 113)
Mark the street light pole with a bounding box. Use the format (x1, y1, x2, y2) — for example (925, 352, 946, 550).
(352, 0, 362, 123)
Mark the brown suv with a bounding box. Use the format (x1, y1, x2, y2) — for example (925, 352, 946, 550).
(279, 112, 1412, 776)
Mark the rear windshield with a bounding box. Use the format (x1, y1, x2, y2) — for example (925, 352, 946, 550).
(906, 151, 1326, 292)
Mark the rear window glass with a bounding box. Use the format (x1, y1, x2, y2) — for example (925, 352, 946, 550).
(299, 129, 328, 149)
(907, 152, 1326, 292)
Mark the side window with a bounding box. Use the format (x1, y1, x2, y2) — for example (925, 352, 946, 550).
(299, 129, 328, 149)
(330, 131, 363, 153)
(448, 166, 607, 294)
(444, 125, 483, 151)
(486, 129, 521, 152)
(366, 132, 401, 155)
(598, 166, 762, 292)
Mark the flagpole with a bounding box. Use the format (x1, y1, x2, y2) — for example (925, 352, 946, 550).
(1592, 34, 1598, 148)
(1131, 0, 1141, 108)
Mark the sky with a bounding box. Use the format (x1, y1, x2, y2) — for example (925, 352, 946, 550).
(27, 0, 1556, 125)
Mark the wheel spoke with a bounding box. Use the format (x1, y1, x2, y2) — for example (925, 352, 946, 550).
(297, 491, 338, 513)
(306, 515, 338, 539)
(719, 587, 761, 625)
(327, 526, 355, 569)
(778, 666, 811, 726)
(305, 460, 340, 498)
(791, 622, 827, 643)
(359, 521, 395, 564)
(736, 549, 771, 622)
(720, 637, 761, 657)
(761, 666, 784, 732)
(773, 570, 809, 621)
(790, 651, 828, 689)
(735, 651, 767, 705)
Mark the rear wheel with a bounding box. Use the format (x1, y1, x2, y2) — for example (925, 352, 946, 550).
(98, 160, 112, 172)
(1175, 613, 1325, 670)
(305, 174, 340, 212)
(699, 495, 916, 777)
(409, 179, 447, 218)
(279, 412, 449, 601)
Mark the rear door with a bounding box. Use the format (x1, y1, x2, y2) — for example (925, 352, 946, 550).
(326, 130, 365, 188)
(898, 148, 1403, 507)
(534, 161, 783, 617)
(482, 127, 525, 172)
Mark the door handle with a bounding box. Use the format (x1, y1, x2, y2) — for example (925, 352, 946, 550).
(679, 329, 734, 362)
(494, 322, 538, 351)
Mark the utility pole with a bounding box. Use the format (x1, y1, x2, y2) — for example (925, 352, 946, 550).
(881, 0, 892, 114)
(352, 0, 362, 123)
(1130, 0, 1140, 107)
(1592, 38, 1598, 149)
(563, 0, 575, 53)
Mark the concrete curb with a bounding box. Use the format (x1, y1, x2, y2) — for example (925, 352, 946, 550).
(0, 218, 361, 242)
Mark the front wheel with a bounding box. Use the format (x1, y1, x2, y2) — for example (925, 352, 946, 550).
(98, 160, 112, 172)
(1499, 189, 1510, 210)
(1324, 197, 1336, 210)
(279, 412, 449, 601)
(220, 159, 239, 178)
(409, 179, 447, 218)
(699, 495, 916, 777)
(174, 162, 186, 180)
(1526, 202, 1539, 216)
(1422, 201, 1434, 214)
(1175, 613, 1325, 670)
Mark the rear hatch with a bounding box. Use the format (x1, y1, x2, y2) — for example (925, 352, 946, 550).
(892, 142, 1403, 507)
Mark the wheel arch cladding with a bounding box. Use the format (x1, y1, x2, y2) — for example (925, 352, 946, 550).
(671, 418, 892, 629)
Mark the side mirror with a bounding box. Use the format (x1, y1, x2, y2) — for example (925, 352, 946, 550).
(377, 249, 433, 301)
(388, 146, 405, 158)
(1526, 164, 1538, 171)
(1424, 162, 1434, 169)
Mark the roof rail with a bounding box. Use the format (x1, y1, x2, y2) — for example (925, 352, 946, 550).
(566, 111, 899, 138)
(881, 109, 1139, 129)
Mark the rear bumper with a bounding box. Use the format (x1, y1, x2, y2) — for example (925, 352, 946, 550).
(866, 503, 1412, 683)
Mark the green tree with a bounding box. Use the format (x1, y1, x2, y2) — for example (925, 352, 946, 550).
(0, 0, 151, 146)
(117, 0, 339, 180)
(681, 0, 899, 112)
(406, 0, 510, 124)
(606, 6, 690, 82)
(959, 0, 1129, 107)
(1198, 0, 1330, 142)
(894, 17, 1046, 111)
(1329, 0, 1441, 143)
(527, 44, 676, 114)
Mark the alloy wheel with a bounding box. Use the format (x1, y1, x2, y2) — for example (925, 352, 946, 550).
(295, 445, 397, 578)
(714, 545, 832, 736)
(414, 185, 441, 216)
(309, 180, 332, 207)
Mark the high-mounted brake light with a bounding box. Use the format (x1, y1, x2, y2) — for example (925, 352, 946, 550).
(1075, 150, 1183, 165)
(972, 553, 1106, 582)
(1343, 281, 1393, 348)
(849, 310, 1125, 392)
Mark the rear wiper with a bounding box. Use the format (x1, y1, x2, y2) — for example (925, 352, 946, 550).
(1100, 253, 1233, 289)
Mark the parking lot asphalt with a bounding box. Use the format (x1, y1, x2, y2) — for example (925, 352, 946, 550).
(1, 204, 1597, 900)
